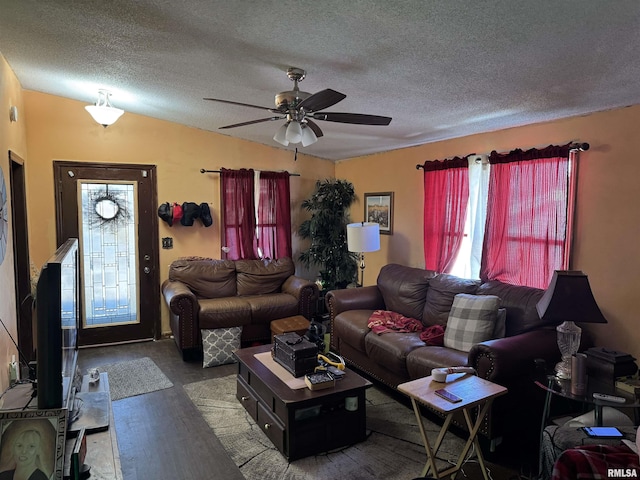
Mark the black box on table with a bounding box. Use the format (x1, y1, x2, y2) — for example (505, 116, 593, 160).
(585, 347, 638, 386)
(272, 332, 318, 377)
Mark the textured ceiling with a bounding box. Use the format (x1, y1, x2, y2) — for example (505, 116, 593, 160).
(1, 1, 640, 160)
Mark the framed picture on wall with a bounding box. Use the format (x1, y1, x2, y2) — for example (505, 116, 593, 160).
(0, 409, 67, 480)
(364, 192, 394, 235)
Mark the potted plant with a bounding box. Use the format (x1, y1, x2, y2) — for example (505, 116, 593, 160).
(298, 179, 358, 290)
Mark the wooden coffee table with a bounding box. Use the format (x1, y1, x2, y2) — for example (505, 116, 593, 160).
(234, 344, 372, 460)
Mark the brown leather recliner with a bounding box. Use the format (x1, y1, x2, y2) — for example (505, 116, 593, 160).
(162, 257, 319, 359)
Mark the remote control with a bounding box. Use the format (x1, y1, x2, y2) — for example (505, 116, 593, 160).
(593, 393, 626, 403)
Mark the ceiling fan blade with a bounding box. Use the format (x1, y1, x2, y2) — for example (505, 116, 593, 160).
(304, 119, 324, 138)
(219, 116, 284, 129)
(297, 89, 346, 112)
(204, 97, 281, 113)
(312, 112, 392, 126)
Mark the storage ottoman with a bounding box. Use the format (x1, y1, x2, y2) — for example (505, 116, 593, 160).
(270, 315, 310, 342)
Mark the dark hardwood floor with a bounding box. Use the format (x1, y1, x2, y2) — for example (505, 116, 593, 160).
(77, 339, 244, 480)
(77, 339, 531, 480)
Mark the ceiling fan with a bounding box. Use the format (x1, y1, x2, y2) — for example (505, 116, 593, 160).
(204, 67, 392, 147)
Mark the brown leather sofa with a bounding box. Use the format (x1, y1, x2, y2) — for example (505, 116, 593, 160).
(162, 257, 319, 359)
(326, 263, 562, 452)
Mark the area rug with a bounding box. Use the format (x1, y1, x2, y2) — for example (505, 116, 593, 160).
(184, 374, 508, 480)
(96, 357, 174, 401)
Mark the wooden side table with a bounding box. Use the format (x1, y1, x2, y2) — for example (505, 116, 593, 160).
(398, 374, 508, 480)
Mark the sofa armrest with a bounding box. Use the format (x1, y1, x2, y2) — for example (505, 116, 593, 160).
(281, 275, 319, 319)
(162, 279, 198, 313)
(326, 286, 385, 318)
(326, 286, 385, 350)
(468, 327, 560, 383)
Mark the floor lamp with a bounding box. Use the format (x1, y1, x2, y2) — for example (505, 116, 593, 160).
(536, 270, 607, 379)
(347, 222, 380, 287)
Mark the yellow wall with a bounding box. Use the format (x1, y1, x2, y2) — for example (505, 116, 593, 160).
(2, 53, 639, 391)
(0, 54, 27, 395)
(336, 106, 640, 363)
(22, 91, 335, 338)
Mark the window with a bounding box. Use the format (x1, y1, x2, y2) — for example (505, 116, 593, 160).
(449, 155, 490, 280)
(425, 144, 575, 289)
(221, 168, 292, 260)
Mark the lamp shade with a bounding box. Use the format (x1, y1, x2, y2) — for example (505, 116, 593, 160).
(85, 89, 124, 127)
(273, 123, 289, 145)
(300, 125, 318, 146)
(347, 222, 380, 253)
(285, 121, 303, 143)
(536, 270, 607, 324)
(85, 105, 124, 127)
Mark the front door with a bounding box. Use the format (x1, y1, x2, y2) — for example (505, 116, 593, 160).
(54, 161, 159, 346)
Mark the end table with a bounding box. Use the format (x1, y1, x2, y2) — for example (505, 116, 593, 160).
(398, 373, 507, 480)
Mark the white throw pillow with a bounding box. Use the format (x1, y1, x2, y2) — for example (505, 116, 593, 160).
(202, 327, 242, 368)
(443, 294, 501, 352)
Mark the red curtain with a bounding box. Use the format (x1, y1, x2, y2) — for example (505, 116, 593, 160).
(257, 171, 292, 259)
(423, 157, 469, 272)
(221, 168, 258, 260)
(480, 145, 572, 288)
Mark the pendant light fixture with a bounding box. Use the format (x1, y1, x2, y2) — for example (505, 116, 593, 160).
(85, 89, 124, 127)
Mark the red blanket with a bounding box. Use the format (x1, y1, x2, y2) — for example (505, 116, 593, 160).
(367, 310, 423, 334)
(552, 444, 639, 480)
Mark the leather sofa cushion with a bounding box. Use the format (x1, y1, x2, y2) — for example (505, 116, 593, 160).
(365, 331, 426, 378)
(236, 257, 295, 295)
(406, 345, 469, 379)
(476, 280, 546, 336)
(333, 310, 373, 353)
(243, 293, 299, 323)
(199, 297, 252, 329)
(377, 264, 436, 321)
(422, 274, 480, 326)
(169, 257, 237, 298)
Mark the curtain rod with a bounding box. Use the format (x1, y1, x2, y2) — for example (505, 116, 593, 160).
(200, 169, 300, 176)
(415, 142, 589, 170)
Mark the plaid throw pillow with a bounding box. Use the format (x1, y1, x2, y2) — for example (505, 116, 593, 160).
(443, 294, 501, 352)
(202, 327, 242, 368)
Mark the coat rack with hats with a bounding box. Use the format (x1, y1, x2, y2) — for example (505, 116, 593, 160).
(158, 202, 213, 227)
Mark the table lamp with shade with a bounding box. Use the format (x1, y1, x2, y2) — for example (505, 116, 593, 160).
(536, 270, 608, 379)
(347, 222, 380, 287)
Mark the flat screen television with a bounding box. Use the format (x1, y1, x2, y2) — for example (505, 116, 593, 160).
(35, 238, 80, 411)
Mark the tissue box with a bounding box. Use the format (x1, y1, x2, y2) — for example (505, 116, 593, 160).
(272, 333, 318, 377)
(585, 347, 638, 385)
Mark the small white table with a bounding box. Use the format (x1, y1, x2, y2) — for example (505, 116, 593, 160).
(398, 373, 507, 480)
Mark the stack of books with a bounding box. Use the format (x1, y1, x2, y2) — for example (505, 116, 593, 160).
(615, 375, 640, 398)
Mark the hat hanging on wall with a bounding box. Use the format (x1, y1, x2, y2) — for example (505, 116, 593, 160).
(172, 202, 183, 225)
(157, 202, 173, 226)
(200, 203, 213, 227)
(181, 202, 201, 226)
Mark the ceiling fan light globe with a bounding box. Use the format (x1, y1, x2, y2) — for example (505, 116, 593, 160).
(273, 124, 289, 146)
(285, 121, 303, 144)
(301, 126, 318, 146)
